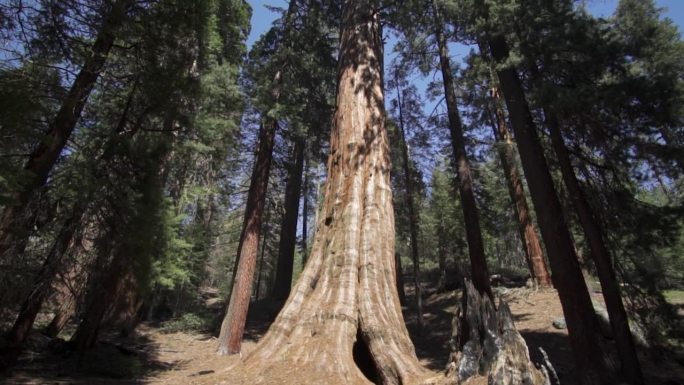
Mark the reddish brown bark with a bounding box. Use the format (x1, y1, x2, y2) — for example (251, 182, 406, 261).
(233, 1, 428, 382)
(485, 87, 551, 287)
(216, 119, 277, 355)
(271, 138, 305, 300)
(433, 5, 492, 298)
(546, 110, 644, 384)
(486, 35, 613, 385)
(216, 0, 300, 355)
(0, 0, 131, 261)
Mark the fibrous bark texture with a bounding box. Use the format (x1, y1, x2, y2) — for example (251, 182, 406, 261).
(234, 1, 427, 383)
(447, 280, 551, 385)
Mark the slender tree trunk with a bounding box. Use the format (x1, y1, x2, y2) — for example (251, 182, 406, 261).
(433, 4, 491, 297)
(216, 0, 300, 355)
(486, 35, 613, 385)
(216, 119, 277, 355)
(235, 1, 428, 382)
(395, 83, 424, 329)
(255, 206, 271, 301)
(0, 202, 84, 368)
(395, 253, 406, 306)
(301, 154, 309, 262)
(484, 87, 551, 287)
(0, 0, 131, 262)
(271, 139, 305, 300)
(546, 110, 644, 384)
(436, 220, 448, 292)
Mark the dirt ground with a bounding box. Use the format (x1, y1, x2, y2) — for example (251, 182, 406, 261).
(2, 286, 683, 385)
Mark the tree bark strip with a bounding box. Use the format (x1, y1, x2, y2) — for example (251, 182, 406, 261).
(486, 35, 613, 385)
(215, 0, 301, 355)
(546, 110, 644, 384)
(433, 3, 492, 297)
(395, 82, 423, 328)
(301, 154, 309, 262)
(216, 118, 277, 355)
(484, 85, 551, 287)
(0, 0, 132, 261)
(271, 139, 305, 300)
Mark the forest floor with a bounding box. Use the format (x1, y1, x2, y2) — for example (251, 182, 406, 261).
(2, 285, 684, 385)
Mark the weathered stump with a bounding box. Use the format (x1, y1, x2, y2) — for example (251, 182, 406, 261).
(445, 280, 551, 385)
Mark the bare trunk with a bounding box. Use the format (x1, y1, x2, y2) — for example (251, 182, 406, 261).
(0, 0, 131, 262)
(217, 118, 276, 355)
(484, 85, 551, 287)
(486, 35, 613, 385)
(234, 1, 427, 383)
(271, 139, 305, 300)
(395, 81, 423, 328)
(301, 154, 309, 261)
(216, 0, 301, 354)
(255, 206, 271, 301)
(395, 253, 406, 306)
(546, 111, 644, 384)
(433, 5, 491, 297)
(436, 220, 448, 292)
(70, 244, 128, 352)
(0, 203, 84, 368)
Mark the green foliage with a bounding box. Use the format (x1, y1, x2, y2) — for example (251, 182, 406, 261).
(160, 312, 212, 333)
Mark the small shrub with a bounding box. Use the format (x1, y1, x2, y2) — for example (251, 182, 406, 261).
(159, 313, 209, 333)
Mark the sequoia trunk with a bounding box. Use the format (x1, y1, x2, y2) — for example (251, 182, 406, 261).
(235, 1, 427, 383)
(486, 35, 612, 385)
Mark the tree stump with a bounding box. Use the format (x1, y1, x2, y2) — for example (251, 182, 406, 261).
(446, 280, 551, 385)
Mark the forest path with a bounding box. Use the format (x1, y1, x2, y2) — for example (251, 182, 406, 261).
(2, 287, 683, 384)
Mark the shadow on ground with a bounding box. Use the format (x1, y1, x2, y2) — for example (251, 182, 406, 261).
(0, 329, 167, 384)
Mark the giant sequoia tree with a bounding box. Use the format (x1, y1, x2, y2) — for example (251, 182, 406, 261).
(233, 0, 428, 382)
